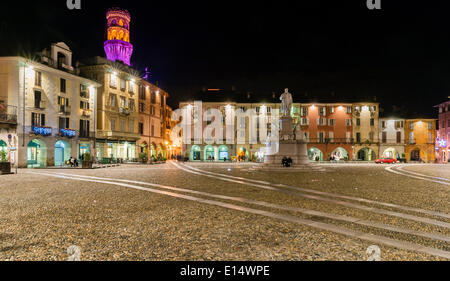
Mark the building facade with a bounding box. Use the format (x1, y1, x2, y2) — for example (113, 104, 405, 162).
(299, 103, 354, 162)
(178, 101, 276, 162)
(0, 42, 99, 168)
(352, 103, 380, 161)
(178, 100, 381, 162)
(379, 118, 406, 160)
(137, 80, 170, 160)
(405, 119, 437, 163)
(435, 98, 450, 163)
(79, 57, 141, 162)
(164, 105, 181, 158)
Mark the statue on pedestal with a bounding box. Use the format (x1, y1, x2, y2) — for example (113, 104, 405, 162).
(259, 88, 319, 170)
(280, 88, 293, 117)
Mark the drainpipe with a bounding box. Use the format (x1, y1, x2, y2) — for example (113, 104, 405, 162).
(22, 62, 26, 148)
(93, 89, 96, 162)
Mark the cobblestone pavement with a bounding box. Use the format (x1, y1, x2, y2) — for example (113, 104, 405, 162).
(0, 162, 448, 261)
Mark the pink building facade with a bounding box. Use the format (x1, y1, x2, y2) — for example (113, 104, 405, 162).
(436, 98, 450, 163)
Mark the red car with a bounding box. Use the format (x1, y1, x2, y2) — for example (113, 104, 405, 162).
(375, 158, 398, 164)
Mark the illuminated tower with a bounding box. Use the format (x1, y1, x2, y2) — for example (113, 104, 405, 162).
(104, 8, 133, 66)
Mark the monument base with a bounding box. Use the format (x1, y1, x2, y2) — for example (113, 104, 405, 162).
(264, 140, 310, 165)
(258, 116, 326, 172)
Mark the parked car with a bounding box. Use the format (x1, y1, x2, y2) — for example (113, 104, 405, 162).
(375, 158, 398, 164)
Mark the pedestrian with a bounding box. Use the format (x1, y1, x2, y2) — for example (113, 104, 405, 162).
(282, 156, 288, 167)
(69, 157, 74, 167)
(287, 157, 293, 167)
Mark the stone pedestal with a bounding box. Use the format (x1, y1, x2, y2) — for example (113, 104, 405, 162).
(257, 117, 324, 172)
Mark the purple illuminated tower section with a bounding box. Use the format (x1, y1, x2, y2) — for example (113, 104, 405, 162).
(104, 8, 133, 66)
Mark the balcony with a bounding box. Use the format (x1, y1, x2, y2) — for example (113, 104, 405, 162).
(34, 100, 47, 109)
(97, 130, 141, 141)
(0, 105, 18, 125)
(80, 91, 90, 99)
(59, 105, 71, 115)
(41, 56, 53, 65)
(381, 138, 404, 145)
(57, 62, 74, 73)
(82, 110, 92, 118)
(59, 128, 76, 138)
(308, 138, 354, 144)
(119, 107, 131, 116)
(79, 131, 95, 139)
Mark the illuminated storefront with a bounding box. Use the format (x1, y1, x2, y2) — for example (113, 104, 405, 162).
(308, 147, 324, 162)
(218, 145, 229, 161)
(78, 142, 91, 159)
(96, 140, 137, 161)
(27, 139, 47, 168)
(55, 140, 71, 166)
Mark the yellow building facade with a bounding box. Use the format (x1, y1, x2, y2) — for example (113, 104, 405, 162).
(80, 57, 141, 162)
(405, 119, 437, 163)
(352, 103, 380, 161)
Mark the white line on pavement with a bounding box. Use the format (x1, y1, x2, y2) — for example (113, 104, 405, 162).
(386, 166, 450, 186)
(397, 166, 450, 182)
(171, 162, 450, 229)
(179, 162, 450, 220)
(30, 171, 450, 260)
(43, 172, 450, 243)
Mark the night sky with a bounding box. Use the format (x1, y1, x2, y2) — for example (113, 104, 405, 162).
(3, 0, 450, 117)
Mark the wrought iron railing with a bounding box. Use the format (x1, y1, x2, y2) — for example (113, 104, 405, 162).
(0, 105, 18, 124)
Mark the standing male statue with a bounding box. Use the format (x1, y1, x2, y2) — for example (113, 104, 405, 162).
(280, 88, 293, 117)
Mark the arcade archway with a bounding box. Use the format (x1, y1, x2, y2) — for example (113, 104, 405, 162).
(308, 147, 323, 162)
(27, 139, 47, 168)
(55, 140, 71, 166)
